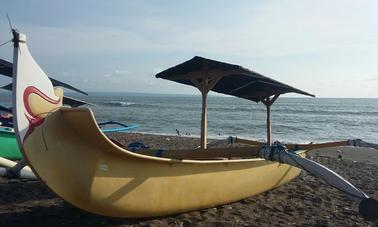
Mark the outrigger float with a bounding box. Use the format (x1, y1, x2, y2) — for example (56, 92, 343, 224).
(10, 30, 378, 220)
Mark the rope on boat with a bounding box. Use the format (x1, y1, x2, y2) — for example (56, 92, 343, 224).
(259, 142, 285, 163)
(0, 39, 12, 48)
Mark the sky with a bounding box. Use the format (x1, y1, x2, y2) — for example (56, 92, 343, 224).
(0, 0, 378, 97)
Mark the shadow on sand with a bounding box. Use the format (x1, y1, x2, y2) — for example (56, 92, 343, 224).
(0, 203, 158, 227)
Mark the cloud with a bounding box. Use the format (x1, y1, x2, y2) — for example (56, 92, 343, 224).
(5, 0, 377, 61)
(1, 1, 378, 97)
(55, 72, 69, 77)
(102, 69, 132, 83)
(152, 67, 163, 74)
(367, 76, 378, 82)
(18, 25, 157, 56)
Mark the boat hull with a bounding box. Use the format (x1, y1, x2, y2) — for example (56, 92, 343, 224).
(0, 128, 22, 160)
(23, 108, 303, 218)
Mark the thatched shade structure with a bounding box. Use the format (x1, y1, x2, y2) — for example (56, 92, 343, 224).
(156, 56, 314, 102)
(156, 56, 314, 147)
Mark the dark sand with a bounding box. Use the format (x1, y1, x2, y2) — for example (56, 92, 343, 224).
(0, 133, 377, 226)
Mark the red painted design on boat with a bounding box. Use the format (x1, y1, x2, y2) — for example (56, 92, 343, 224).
(23, 86, 61, 142)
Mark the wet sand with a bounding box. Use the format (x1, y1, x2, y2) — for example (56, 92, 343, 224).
(0, 132, 377, 226)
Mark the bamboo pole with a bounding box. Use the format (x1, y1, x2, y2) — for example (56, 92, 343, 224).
(0, 157, 18, 168)
(0, 157, 32, 171)
(0, 167, 36, 179)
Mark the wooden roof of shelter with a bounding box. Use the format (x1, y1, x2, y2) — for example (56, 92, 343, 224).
(156, 56, 314, 102)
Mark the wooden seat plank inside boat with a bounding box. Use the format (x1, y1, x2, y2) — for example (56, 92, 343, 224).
(134, 147, 261, 160)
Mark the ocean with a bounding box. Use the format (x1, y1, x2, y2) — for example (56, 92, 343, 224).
(1, 92, 377, 144)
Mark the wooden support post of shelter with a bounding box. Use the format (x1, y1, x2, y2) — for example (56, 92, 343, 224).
(261, 94, 280, 146)
(200, 90, 208, 149)
(191, 77, 220, 149)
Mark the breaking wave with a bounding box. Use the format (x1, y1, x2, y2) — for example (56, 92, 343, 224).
(102, 101, 136, 107)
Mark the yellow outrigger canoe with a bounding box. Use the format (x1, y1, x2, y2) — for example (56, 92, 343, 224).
(22, 108, 303, 217)
(11, 30, 377, 220)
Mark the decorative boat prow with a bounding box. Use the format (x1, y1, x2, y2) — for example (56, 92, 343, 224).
(12, 30, 63, 142)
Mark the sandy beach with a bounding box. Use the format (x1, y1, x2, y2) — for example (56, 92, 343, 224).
(0, 132, 377, 226)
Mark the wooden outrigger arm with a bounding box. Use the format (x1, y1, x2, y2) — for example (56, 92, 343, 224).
(259, 142, 378, 220)
(234, 138, 350, 151)
(284, 140, 349, 151)
(231, 137, 378, 152)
